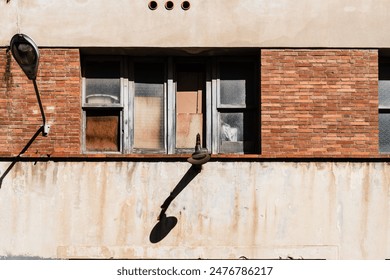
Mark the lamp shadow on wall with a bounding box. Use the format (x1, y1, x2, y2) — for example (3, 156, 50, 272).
(0, 126, 43, 189)
(149, 165, 202, 243)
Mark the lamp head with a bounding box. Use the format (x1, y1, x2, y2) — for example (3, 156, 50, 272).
(187, 133, 210, 165)
(10, 34, 40, 80)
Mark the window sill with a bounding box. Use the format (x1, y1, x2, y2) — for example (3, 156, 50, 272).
(58, 153, 263, 159)
(5, 153, 390, 162)
(2, 153, 263, 161)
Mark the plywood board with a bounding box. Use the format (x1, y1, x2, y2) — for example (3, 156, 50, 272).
(176, 113, 203, 148)
(86, 115, 119, 151)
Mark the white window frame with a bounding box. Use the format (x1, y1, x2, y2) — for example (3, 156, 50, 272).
(81, 56, 125, 153)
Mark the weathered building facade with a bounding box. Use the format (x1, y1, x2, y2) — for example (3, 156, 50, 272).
(0, 0, 390, 259)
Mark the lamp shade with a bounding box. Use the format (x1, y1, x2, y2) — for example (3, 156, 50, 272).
(187, 133, 210, 165)
(10, 34, 40, 80)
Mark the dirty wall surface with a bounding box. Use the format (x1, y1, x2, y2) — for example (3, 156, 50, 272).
(0, 161, 389, 259)
(1, 0, 390, 47)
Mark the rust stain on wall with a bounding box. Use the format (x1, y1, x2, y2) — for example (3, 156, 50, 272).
(0, 161, 389, 259)
(359, 164, 370, 258)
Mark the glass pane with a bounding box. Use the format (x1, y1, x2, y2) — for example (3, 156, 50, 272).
(85, 60, 121, 105)
(219, 61, 254, 107)
(379, 81, 390, 108)
(221, 112, 244, 141)
(220, 112, 255, 154)
(133, 63, 165, 150)
(86, 110, 120, 152)
(379, 113, 390, 153)
(176, 64, 205, 149)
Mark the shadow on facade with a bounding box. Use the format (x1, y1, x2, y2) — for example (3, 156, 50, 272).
(149, 165, 202, 243)
(0, 126, 43, 188)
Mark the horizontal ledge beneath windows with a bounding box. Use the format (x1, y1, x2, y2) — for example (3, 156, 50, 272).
(52, 154, 264, 159)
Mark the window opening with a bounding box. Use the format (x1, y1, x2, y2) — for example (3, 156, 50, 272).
(82, 54, 259, 155)
(85, 109, 121, 152)
(379, 56, 390, 153)
(175, 63, 206, 150)
(133, 62, 165, 150)
(217, 60, 257, 154)
(84, 60, 121, 105)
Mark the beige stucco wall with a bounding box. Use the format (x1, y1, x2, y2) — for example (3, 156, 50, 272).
(0, 161, 389, 259)
(1, 0, 390, 48)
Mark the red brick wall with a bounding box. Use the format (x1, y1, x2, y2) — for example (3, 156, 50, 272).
(0, 48, 381, 158)
(0, 48, 81, 157)
(261, 49, 379, 157)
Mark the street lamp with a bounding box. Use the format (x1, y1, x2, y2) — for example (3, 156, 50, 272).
(187, 133, 210, 165)
(10, 34, 50, 136)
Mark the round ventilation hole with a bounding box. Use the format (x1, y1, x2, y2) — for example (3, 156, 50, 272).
(148, 1, 158, 10)
(181, 1, 190, 10)
(165, 1, 174, 10)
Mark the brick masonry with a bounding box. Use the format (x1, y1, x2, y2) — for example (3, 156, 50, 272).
(0, 48, 81, 157)
(0, 48, 382, 158)
(261, 49, 379, 158)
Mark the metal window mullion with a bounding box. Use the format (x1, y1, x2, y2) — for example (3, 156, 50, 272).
(122, 58, 130, 153)
(211, 58, 219, 154)
(167, 57, 175, 154)
(163, 59, 169, 153)
(81, 110, 87, 153)
(206, 61, 212, 151)
(81, 76, 87, 107)
(127, 59, 135, 153)
(81, 75, 87, 153)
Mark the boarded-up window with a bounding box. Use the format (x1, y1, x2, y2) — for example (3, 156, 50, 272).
(133, 63, 165, 150)
(176, 64, 205, 149)
(86, 110, 120, 152)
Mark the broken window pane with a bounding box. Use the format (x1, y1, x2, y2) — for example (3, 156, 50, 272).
(133, 63, 165, 150)
(221, 112, 243, 141)
(85, 60, 121, 105)
(219, 61, 254, 107)
(176, 64, 205, 149)
(86, 110, 120, 152)
(220, 112, 255, 154)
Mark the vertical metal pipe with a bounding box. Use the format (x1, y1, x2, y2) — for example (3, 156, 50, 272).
(32, 79, 49, 136)
(32, 79, 46, 126)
